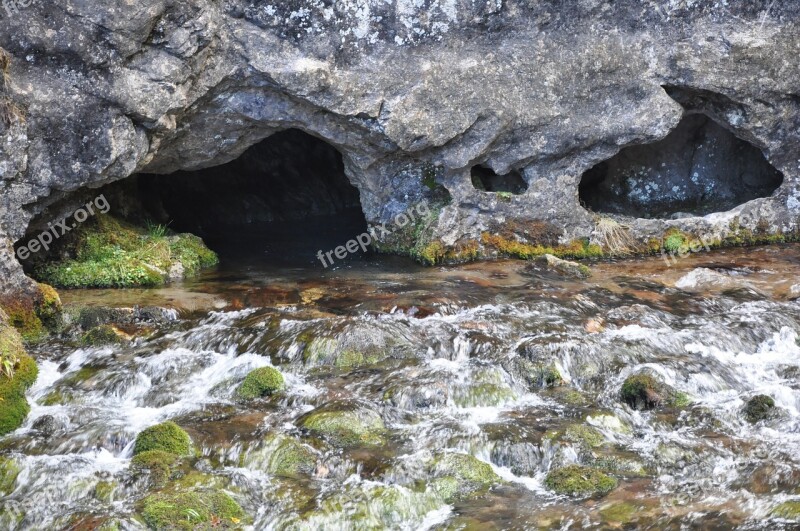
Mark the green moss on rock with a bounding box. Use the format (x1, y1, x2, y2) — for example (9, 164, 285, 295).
(34, 215, 218, 289)
(744, 394, 775, 423)
(0, 456, 19, 495)
(237, 367, 285, 399)
(82, 325, 126, 346)
(140, 490, 246, 530)
(431, 452, 501, 502)
(0, 325, 38, 435)
(771, 501, 800, 520)
(266, 437, 317, 478)
(133, 421, 192, 457)
(131, 450, 180, 486)
(620, 374, 662, 410)
(544, 464, 617, 498)
(564, 424, 606, 448)
(299, 405, 386, 448)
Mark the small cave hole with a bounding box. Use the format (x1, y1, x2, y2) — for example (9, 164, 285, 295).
(471, 165, 528, 194)
(579, 114, 784, 219)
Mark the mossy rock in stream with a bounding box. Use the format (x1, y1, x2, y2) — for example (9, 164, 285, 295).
(430, 452, 501, 502)
(140, 490, 247, 530)
(0, 456, 20, 495)
(0, 322, 39, 435)
(242, 435, 318, 478)
(771, 501, 800, 520)
(544, 464, 617, 498)
(237, 367, 285, 399)
(298, 404, 387, 448)
(131, 450, 181, 486)
(34, 214, 218, 289)
(620, 373, 689, 411)
(81, 324, 128, 346)
(133, 421, 193, 457)
(744, 394, 775, 423)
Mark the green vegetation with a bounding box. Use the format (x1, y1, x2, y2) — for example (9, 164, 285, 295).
(663, 229, 688, 254)
(82, 325, 125, 346)
(131, 450, 180, 486)
(133, 421, 193, 457)
(544, 465, 617, 497)
(620, 374, 663, 410)
(34, 215, 218, 289)
(0, 321, 38, 435)
(771, 501, 800, 520)
(481, 232, 604, 261)
(744, 394, 775, 423)
(431, 452, 501, 502)
(299, 406, 386, 448)
(0, 456, 19, 495)
(140, 490, 246, 530)
(237, 367, 285, 399)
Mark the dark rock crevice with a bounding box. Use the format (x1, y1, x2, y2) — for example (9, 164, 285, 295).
(579, 113, 784, 219)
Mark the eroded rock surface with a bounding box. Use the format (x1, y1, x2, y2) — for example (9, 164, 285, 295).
(1, 2, 800, 292)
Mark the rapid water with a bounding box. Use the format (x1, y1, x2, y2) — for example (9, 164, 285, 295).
(3, 245, 800, 529)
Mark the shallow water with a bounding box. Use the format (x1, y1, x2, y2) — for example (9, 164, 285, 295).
(4, 244, 800, 529)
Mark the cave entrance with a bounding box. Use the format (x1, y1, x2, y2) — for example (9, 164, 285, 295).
(471, 165, 528, 194)
(578, 114, 783, 219)
(134, 129, 368, 266)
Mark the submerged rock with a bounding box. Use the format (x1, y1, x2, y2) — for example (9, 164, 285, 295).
(544, 464, 617, 498)
(538, 254, 592, 279)
(744, 395, 776, 423)
(430, 452, 502, 502)
(298, 403, 387, 448)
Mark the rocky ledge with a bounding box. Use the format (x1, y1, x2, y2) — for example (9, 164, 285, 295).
(1, 1, 799, 297)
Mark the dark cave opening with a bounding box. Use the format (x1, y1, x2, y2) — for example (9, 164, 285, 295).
(471, 165, 528, 194)
(18, 129, 369, 269)
(133, 129, 368, 263)
(578, 114, 784, 219)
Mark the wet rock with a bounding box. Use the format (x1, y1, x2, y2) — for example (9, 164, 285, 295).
(130, 450, 180, 487)
(242, 435, 318, 479)
(538, 254, 592, 279)
(31, 414, 67, 438)
(430, 452, 502, 502)
(544, 464, 617, 498)
(133, 421, 193, 457)
(298, 402, 387, 448)
(743, 395, 776, 423)
(489, 441, 542, 477)
(0, 456, 19, 496)
(81, 324, 129, 346)
(236, 367, 285, 399)
(620, 373, 689, 411)
(788, 284, 800, 300)
(770, 501, 800, 521)
(139, 489, 248, 530)
(674, 268, 749, 292)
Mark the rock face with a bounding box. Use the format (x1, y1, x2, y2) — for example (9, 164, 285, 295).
(1, 2, 800, 292)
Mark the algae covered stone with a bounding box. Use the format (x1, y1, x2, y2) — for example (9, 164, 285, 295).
(0, 456, 19, 495)
(237, 366, 285, 399)
(0, 322, 39, 435)
(744, 394, 775, 423)
(131, 450, 180, 486)
(544, 464, 617, 497)
(243, 435, 317, 478)
(81, 324, 127, 346)
(133, 421, 192, 457)
(771, 500, 800, 520)
(431, 452, 501, 502)
(620, 373, 688, 411)
(140, 490, 246, 530)
(299, 403, 386, 448)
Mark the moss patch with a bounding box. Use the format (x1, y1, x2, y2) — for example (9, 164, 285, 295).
(133, 421, 192, 457)
(0, 456, 19, 495)
(620, 374, 663, 410)
(431, 452, 501, 502)
(771, 501, 800, 520)
(544, 465, 617, 498)
(299, 405, 386, 448)
(0, 322, 38, 435)
(82, 325, 126, 346)
(34, 215, 218, 289)
(131, 450, 180, 486)
(237, 367, 285, 399)
(744, 395, 775, 423)
(140, 490, 246, 530)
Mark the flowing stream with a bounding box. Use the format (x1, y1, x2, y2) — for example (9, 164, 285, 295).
(3, 245, 800, 529)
